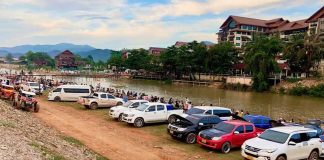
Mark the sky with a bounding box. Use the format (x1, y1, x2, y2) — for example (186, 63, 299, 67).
(0, 0, 323, 50)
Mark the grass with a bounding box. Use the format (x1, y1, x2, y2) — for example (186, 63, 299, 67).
(61, 136, 84, 147)
(29, 141, 66, 160)
(0, 120, 16, 128)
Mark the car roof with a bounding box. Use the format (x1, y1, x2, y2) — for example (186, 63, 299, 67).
(270, 126, 315, 134)
(244, 114, 271, 119)
(225, 120, 253, 125)
(145, 102, 165, 105)
(130, 100, 149, 102)
(58, 85, 90, 88)
(21, 90, 36, 95)
(190, 114, 220, 119)
(193, 106, 231, 111)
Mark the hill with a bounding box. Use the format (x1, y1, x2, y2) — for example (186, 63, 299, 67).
(76, 49, 112, 62)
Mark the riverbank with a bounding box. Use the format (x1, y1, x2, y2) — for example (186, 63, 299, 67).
(0, 99, 107, 160)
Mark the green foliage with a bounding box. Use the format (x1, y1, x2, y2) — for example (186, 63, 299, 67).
(21, 51, 55, 69)
(244, 35, 283, 92)
(125, 49, 152, 70)
(107, 51, 124, 69)
(61, 136, 84, 147)
(286, 78, 300, 83)
(288, 84, 324, 97)
(288, 85, 308, 96)
(307, 84, 324, 97)
(279, 87, 285, 94)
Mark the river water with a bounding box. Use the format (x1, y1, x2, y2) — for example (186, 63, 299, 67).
(47, 76, 324, 122)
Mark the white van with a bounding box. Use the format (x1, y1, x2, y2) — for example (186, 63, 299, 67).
(48, 85, 91, 102)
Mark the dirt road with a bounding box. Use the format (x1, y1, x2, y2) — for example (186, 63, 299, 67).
(35, 99, 193, 160)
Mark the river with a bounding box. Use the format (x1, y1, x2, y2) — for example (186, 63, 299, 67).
(47, 76, 324, 122)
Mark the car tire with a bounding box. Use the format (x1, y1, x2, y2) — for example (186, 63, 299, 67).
(90, 103, 98, 110)
(54, 96, 61, 102)
(168, 115, 177, 124)
(134, 118, 144, 128)
(34, 104, 40, 113)
(308, 150, 319, 160)
(276, 155, 286, 160)
(185, 133, 197, 144)
(118, 114, 123, 122)
(221, 142, 231, 154)
(84, 105, 90, 109)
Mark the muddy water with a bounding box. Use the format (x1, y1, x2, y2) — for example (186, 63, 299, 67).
(46, 76, 324, 121)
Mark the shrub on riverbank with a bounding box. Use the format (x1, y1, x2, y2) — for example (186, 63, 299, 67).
(288, 84, 324, 97)
(220, 83, 251, 91)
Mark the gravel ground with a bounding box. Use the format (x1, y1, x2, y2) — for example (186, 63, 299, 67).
(0, 99, 107, 160)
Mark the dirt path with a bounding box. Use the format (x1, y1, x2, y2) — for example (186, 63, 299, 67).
(35, 99, 192, 160)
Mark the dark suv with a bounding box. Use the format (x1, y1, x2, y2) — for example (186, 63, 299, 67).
(167, 114, 221, 144)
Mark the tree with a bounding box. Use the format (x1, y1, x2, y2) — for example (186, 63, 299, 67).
(244, 35, 282, 92)
(125, 49, 151, 70)
(20, 51, 55, 69)
(107, 52, 124, 69)
(5, 53, 13, 63)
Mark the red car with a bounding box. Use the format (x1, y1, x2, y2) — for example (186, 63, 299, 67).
(197, 120, 264, 153)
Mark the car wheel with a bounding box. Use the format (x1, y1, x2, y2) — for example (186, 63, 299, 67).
(221, 142, 231, 154)
(34, 104, 40, 113)
(134, 118, 144, 128)
(185, 133, 197, 144)
(276, 155, 286, 160)
(84, 105, 90, 109)
(54, 96, 61, 102)
(308, 150, 319, 160)
(118, 114, 123, 122)
(168, 115, 177, 124)
(90, 103, 98, 110)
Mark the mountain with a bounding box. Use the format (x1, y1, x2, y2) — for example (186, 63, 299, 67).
(76, 49, 112, 62)
(201, 41, 215, 46)
(0, 43, 96, 54)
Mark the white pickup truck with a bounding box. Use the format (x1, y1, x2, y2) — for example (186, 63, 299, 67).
(122, 102, 183, 127)
(109, 100, 149, 121)
(78, 92, 124, 109)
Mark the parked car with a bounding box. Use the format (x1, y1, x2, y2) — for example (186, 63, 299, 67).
(197, 120, 264, 153)
(48, 85, 91, 102)
(122, 102, 183, 127)
(243, 114, 272, 129)
(13, 90, 39, 113)
(241, 126, 322, 160)
(185, 106, 232, 121)
(78, 92, 124, 109)
(21, 81, 43, 94)
(0, 84, 15, 100)
(320, 135, 324, 158)
(109, 100, 149, 121)
(167, 114, 221, 144)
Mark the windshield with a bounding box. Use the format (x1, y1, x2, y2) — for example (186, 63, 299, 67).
(214, 122, 235, 133)
(123, 101, 133, 107)
(136, 104, 149, 111)
(186, 108, 205, 114)
(29, 83, 39, 87)
(93, 93, 98, 97)
(259, 130, 289, 144)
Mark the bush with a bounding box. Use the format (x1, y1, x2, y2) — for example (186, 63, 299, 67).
(288, 84, 324, 97)
(286, 78, 300, 83)
(308, 84, 324, 97)
(288, 85, 308, 96)
(279, 87, 285, 94)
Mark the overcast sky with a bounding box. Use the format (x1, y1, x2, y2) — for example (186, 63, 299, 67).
(0, 0, 322, 50)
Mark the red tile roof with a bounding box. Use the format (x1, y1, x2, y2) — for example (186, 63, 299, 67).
(306, 6, 324, 23)
(276, 19, 308, 32)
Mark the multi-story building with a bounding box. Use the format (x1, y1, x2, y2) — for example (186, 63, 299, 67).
(218, 16, 308, 48)
(148, 47, 166, 56)
(55, 50, 77, 69)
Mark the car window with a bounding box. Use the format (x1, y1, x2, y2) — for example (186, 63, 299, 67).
(235, 125, 244, 134)
(101, 94, 107, 98)
(245, 125, 254, 133)
(157, 105, 164, 111)
(205, 110, 212, 115)
(53, 88, 61, 92)
(213, 110, 232, 117)
(131, 102, 140, 108)
(307, 132, 318, 139)
(300, 133, 309, 142)
(147, 106, 156, 112)
(108, 94, 115, 99)
(290, 134, 301, 143)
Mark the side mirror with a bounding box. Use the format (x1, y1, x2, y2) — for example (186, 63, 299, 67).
(145, 109, 149, 112)
(288, 141, 296, 145)
(198, 123, 204, 126)
(234, 131, 240, 135)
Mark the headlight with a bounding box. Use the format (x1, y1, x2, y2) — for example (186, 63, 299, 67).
(260, 149, 277, 153)
(177, 128, 186, 132)
(212, 137, 222, 141)
(128, 114, 135, 117)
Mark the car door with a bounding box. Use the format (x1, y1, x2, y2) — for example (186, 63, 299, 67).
(156, 105, 166, 121)
(144, 105, 156, 122)
(107, 94, 116, 106)
(232, 125, 245, 147)
(244, 125, 256, 140)
(287, 133, 304, 159)
(100, 94, 108, 107)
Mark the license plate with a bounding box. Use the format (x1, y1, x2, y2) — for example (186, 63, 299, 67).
(201, 139, 206, 143)
(170, 130, 174, 134)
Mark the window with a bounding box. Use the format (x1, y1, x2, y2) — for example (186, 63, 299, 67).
(228, 21, 236, 29)
(101, 94, 107, 99)
(63, 88, 90, 93)
(245, 125, 254, 133)
(248, 26, 252, 30)
(213, 110, 232, 117)
(147, 106, 156, 112)
(236, 37, 241, 40)
(131, 102, 140, 108)
(252, 26, 257, 30)
(236, 43, 240, 46)
(108, 94, 115, 99)
(53, 88, 61, 92)
(241, 25, 247, 30)
(307, 132, 318, 139)
(205, 110, 212, 115)
(300, 133, 309, 142)
(157, 105, 164, 111)
(236, 31, 241, 34)
(258, 27, 262, 32)
(290, 134, 301, 143)
(235, 125, 244, 134)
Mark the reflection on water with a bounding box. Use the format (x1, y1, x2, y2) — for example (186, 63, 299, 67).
(44, 76, 324, 121)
